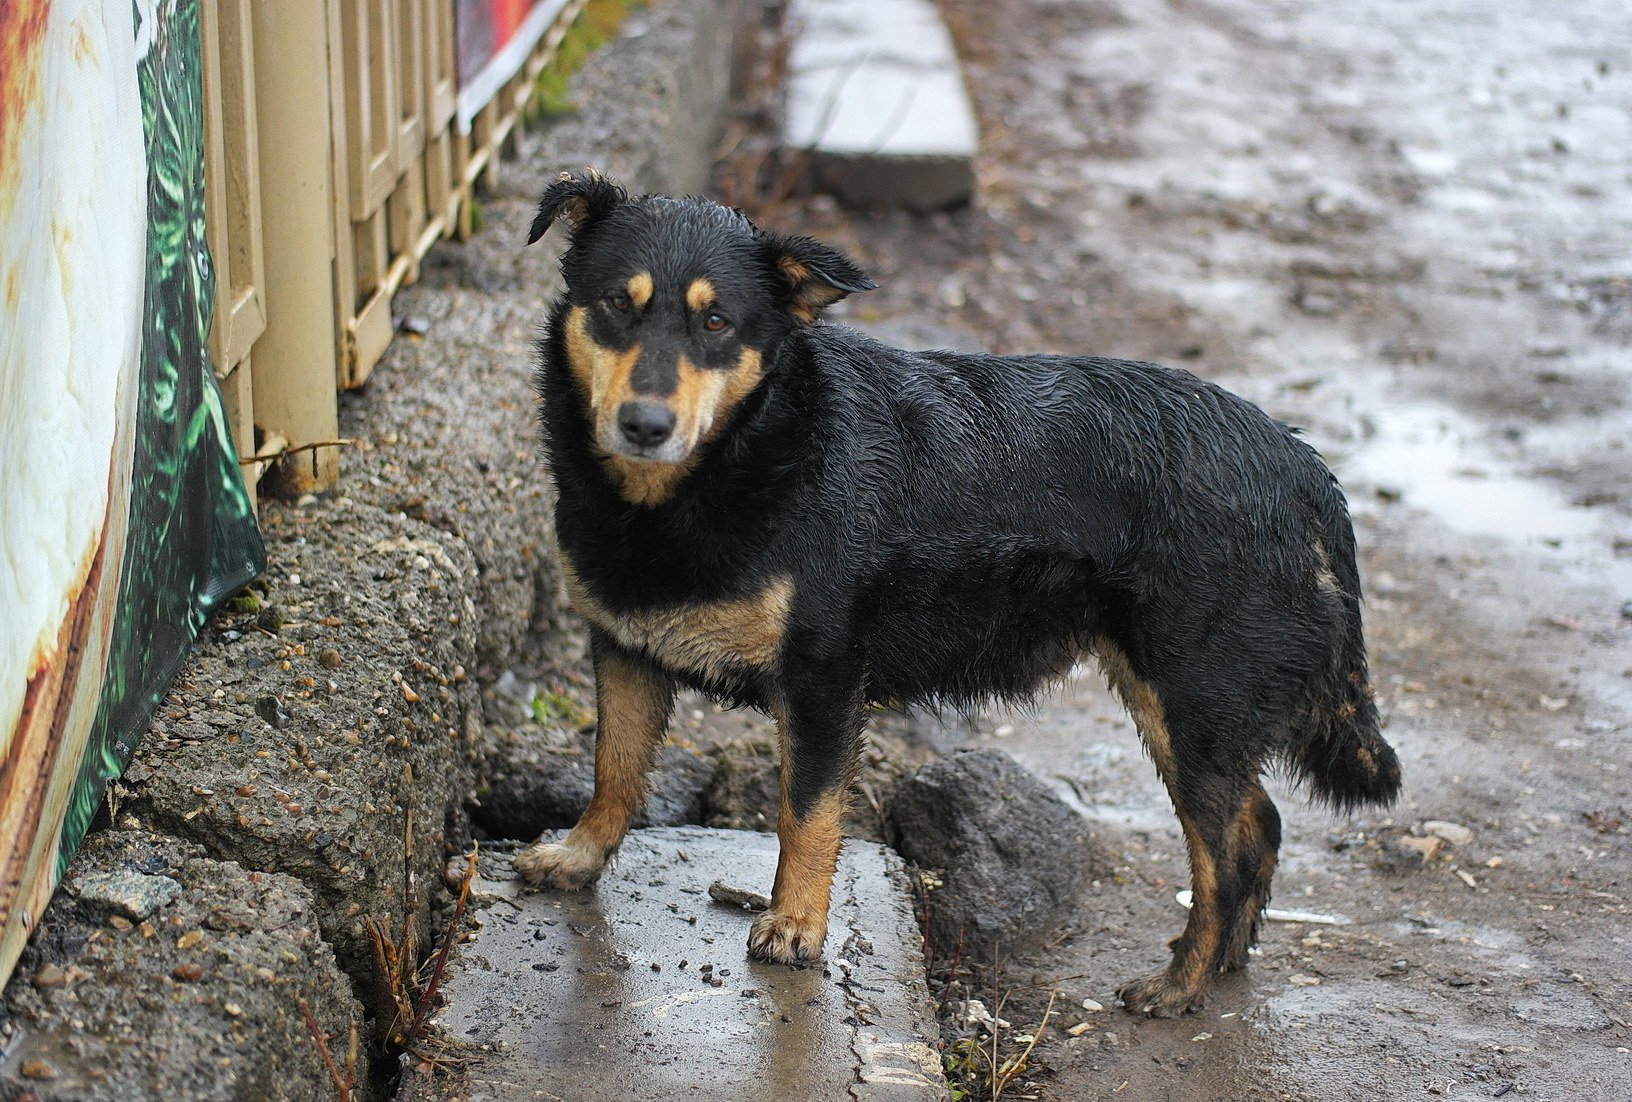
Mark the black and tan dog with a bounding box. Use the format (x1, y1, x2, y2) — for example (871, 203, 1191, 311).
(514, 170, 1401, 1016)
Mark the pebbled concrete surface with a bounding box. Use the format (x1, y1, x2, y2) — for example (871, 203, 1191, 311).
(120, 500, 481, 989)
(0, 830, 363, 1102)
(431, 828, 948, 1101)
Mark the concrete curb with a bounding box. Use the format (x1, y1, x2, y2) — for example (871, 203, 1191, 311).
(422, 829, 949, 1101)
(0, 831, 363, 1101)
(783, 0, 979, 210)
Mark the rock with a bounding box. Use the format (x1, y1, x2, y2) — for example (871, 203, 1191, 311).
(703, 736, 782, 832)
(0, 830, 361, 1102)
(68, 868, 181, 922)
(886, 749, 1091, 953)
(473, 732, 711, 841)
(638, 746, 714, 828)
(29, 964, 66, 990)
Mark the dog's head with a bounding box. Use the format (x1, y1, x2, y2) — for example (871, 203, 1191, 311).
(530, 170, 875, 504)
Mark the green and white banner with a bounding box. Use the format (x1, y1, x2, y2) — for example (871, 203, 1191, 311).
(0, 0, 263, 987)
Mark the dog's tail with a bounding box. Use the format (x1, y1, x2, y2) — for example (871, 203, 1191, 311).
(1288, 492, 1402, 813)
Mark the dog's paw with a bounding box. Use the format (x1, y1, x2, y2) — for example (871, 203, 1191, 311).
(1115, 970, 1208, 1018)
(513, 839, 607, 890)
(746, 909, 828, 965)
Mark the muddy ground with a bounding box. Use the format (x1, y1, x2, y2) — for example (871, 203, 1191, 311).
(708, 0, 1632, 1097)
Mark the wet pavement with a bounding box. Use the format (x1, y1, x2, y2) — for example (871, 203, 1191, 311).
(437, 829, 946, 1100)
(738, 0, 1632, 1097)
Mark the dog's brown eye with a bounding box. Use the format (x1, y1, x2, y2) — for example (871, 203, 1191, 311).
(607, 293, 630, 312)
(703, 312, 729, 332)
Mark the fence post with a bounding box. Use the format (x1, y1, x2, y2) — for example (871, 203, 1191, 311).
(246, 0, 343, 492)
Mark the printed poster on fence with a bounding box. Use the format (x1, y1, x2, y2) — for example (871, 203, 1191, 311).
(0, 0, 264, 988)
(454, 0, 573, 131)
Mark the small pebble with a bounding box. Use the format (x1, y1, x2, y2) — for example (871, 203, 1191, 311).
(1424, 820, 1474, 847)
(31, 964, 67, 990)
(20, 1059, 57, 1080)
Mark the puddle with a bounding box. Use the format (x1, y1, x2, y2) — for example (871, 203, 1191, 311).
(1339, 393, 1632, 594)
(1347, 401, 1595, 541)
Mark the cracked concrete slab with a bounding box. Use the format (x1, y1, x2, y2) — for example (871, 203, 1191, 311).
(434, 827, 948, 1101)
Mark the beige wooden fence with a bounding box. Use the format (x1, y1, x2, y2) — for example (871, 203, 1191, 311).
(201, 0, 587, 498)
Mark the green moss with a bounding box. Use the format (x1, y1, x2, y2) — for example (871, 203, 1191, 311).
(528, 0, 646, 122)
(531, 690, 588, 727)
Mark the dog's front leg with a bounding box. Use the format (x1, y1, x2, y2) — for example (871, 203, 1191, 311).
(748, 667, 865, 964)
(514, 632, 674, 889)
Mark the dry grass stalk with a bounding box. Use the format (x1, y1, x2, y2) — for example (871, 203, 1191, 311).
(299, 997, 358, 1101)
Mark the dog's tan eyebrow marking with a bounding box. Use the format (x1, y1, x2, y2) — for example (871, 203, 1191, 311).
(685, 278, 717, 312)
(627, 271, 654, 308)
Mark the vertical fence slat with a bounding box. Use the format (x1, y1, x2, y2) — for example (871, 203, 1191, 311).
(246, 0, 343, 491)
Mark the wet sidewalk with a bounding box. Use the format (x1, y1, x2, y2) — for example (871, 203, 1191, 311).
(432, 828, 948, 1101)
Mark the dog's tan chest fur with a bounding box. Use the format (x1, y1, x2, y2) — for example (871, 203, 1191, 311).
(563, 560, 792, 681)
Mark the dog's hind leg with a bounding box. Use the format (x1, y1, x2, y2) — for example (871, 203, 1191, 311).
(514, 633, 675, 889)
(1218, 779, 1281, 972)
(1101, 647, 1280, 1015)
(747, 663, 865, 965)
(1118, 767, 1281, 1016)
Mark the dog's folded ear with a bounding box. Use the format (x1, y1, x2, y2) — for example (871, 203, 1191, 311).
(766, 233, 877, 323)
(528, 170, 628, 245)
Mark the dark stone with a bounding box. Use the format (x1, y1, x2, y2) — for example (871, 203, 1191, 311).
(473, 736, 711, 840)
(703, 737, 781, 832)
(636, 747, 714, 829)
(886, 748, 1091, 954)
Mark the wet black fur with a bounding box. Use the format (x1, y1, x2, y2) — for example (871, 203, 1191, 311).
(531, 172, 1401, 994)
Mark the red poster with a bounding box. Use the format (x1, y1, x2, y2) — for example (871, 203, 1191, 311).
(455, 0, 572, 131)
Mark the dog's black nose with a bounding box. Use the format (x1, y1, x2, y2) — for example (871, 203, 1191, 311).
(617, 401, 677, 448)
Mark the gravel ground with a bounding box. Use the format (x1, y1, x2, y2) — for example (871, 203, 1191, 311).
(717, 0, 1631, 1097)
